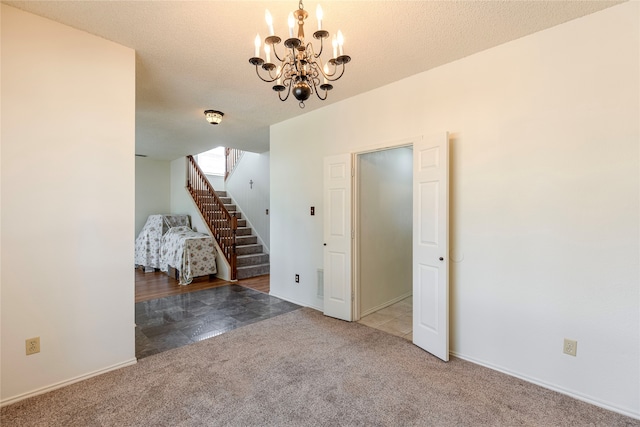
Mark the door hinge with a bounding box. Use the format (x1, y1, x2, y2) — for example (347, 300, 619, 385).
(351, 230, 355, 239)
(351, 168, 355, 177)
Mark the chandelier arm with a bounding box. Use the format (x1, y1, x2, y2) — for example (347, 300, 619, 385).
(311, 78, 329, 101)
(272, 45, 285, 63)
(309, 69, 321, 89)
(313, 37, 324, 58)
(255, 65, 278, 83)
(277, 81, 292, 102)
(314, 59, 329, 78)
(325, 63, 346, 82)
(317, 59, 345, 80)
(256, 65, 282, 83)
(305, 41, 316, 58)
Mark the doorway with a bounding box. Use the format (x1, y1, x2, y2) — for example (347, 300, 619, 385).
(355, 146, 413, 340)
(323, 133, 450, 360)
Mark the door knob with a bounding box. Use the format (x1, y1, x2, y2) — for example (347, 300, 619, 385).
(439, 257, 444, 261)
(324, 243, 327, 246)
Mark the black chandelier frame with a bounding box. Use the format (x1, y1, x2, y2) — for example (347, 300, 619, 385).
(249, 2, 351, 108)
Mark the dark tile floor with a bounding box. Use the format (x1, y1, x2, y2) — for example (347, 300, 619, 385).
(135, 284, 300, 359)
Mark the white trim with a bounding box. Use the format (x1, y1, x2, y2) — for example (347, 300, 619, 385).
(450, 351, 640, 421)
(352, 136, 418, 322)
(0, 358, 137, 407)
(351, 135, 418, 157)
(269, 291, 310, 309)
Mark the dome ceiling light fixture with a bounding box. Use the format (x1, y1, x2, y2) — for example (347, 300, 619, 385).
(249, 0, 351, 108)
(204, 110, 224, 125)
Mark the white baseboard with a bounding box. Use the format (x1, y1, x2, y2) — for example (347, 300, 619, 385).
(0, 358, 137, 407)
(360, 291, 412, 318)
(268, 291, 310, 309)
(450, 351, 640, 421)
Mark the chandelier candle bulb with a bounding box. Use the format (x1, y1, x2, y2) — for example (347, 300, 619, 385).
(332, 35, 338, 58)
(254, 34, 261, 58)
(265, 9, 274, 36)
(288, 12, 295, 37)
(316, 4, 323, 31)
(276, 66, 282, 85)
(265, 44, 271, 63)
(337, 30, 344, 55)
(323, 64, 329, 84)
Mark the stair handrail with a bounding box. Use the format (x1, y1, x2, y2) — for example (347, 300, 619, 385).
(186, 155, 237, 280)
(225, 148, 244, 181)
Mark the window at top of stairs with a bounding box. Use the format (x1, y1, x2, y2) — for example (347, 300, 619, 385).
(196, 146, 225, 176)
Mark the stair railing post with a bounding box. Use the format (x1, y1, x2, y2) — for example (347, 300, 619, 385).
(231, 212, 237, 281)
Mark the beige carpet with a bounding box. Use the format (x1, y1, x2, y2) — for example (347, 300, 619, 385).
(2, 308, 638, 426)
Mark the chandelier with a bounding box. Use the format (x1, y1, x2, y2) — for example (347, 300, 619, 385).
(249, 1, 351, 108)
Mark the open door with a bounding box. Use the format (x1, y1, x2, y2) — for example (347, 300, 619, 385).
(413, 133, 449, 361)
(323, 153, 352, 321)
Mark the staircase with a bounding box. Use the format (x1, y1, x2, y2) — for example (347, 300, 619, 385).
(215, 191, 270, 279)
(186, 155, 269, 281)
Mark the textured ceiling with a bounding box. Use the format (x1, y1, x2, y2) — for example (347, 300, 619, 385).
(3, 1, 622, 160)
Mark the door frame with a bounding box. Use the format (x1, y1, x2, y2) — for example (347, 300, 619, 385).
(352, 137, 420, 321)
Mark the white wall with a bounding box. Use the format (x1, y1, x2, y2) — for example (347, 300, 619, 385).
(135, 157, 171, 236)
(358, 147, 413, 315)
(170, 158, 230, 281)
(225, 151, 270, 249)
(271, 3, 639, 418)
(206, 174, 224, 191)
(1, 5, 136, 404)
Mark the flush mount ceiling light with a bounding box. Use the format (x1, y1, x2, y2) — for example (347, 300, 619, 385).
(204, 110, 224, 125)
(249, 1, 351, 108)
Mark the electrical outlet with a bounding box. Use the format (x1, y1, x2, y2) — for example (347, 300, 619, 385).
(310, 207, 315, 216)
(563, 338, 577, 356)
(25, 337, 40, 356)
(295, 274, 300, 283)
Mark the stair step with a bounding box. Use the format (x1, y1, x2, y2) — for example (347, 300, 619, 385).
(218, 197, 232, 204)
(212, 219, 246, 227)
(216, 191, 227, 197)
(237, 253, 270, 267)
(215, 226, 251, 235)
(235, 244, 263, 255)
(237, 263, 270, 280)
(236, 227, 252, 236)
(224, 204, 236, 211)
(236, 235, 258, 245)
(205, 209, 241, 219)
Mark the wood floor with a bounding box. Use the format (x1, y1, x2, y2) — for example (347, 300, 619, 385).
(135, 268, 270, 303)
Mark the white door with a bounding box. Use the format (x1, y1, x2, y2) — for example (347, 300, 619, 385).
(323, 153, 352, 321)
(413, 133, 449, 361)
